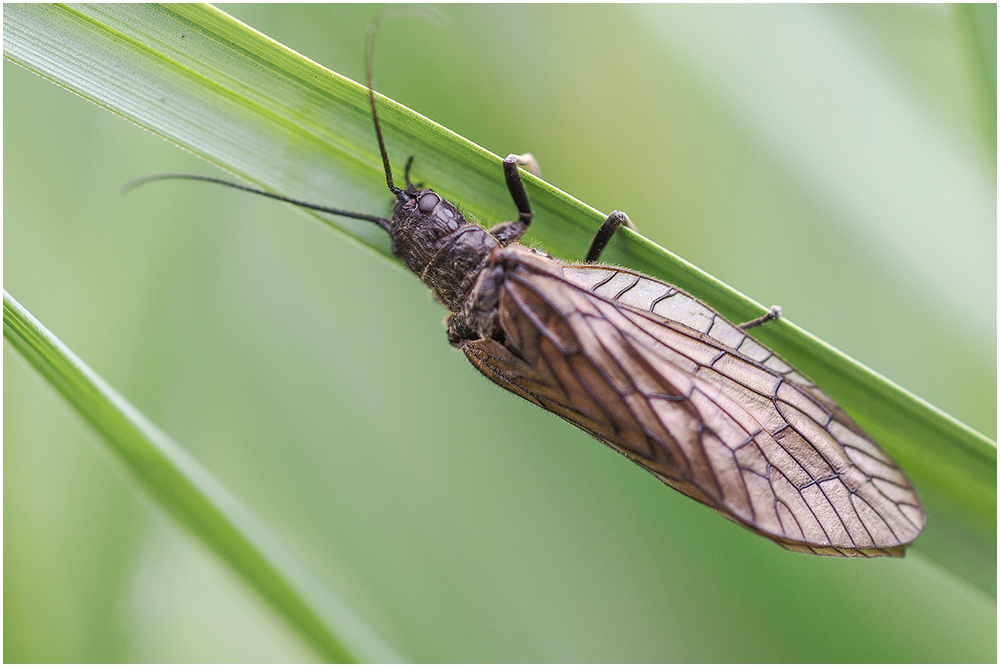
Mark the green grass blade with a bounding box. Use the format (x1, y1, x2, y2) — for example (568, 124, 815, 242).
(4, 1, 994, 598)
(955, 3, 997, 165)
(2, 290, 402, 663)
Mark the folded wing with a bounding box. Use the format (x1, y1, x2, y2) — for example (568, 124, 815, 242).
(461, 249, 925, 556)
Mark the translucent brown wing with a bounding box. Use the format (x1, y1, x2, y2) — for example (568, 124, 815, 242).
(461, 247, 925, 556)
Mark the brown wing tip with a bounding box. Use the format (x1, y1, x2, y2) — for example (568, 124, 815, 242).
(779, 541, 909, 558)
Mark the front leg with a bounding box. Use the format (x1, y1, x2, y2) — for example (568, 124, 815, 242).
(488, 154, 540, 246)
(447, 263, 506, 346)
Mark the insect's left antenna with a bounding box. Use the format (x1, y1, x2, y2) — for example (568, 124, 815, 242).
(366, 14, 404, 198)
(121, 174, 393, 232)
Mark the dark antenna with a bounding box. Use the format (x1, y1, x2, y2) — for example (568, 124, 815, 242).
(124, 10, 448, 226)
(366, 14, 403, 197)
(121, 174, 392, 233)
(120, 17, 409, 232)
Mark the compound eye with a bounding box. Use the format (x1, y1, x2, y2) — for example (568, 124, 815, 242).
(417, 191, 440, 214)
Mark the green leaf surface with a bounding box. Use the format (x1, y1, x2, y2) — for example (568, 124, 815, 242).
(4, 3, 995, 661)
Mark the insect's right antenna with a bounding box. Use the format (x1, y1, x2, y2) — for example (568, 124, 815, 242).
(366, 15, 403, 198)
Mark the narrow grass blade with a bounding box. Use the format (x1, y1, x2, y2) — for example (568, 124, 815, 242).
(2, 290, 403, 663)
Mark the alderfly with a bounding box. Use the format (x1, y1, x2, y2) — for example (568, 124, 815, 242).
(131, 18, 925, 556)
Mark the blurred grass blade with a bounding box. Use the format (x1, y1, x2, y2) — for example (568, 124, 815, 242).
(3, 3, 995, 594)
(955, 3, 996, 165)
(2, 291, 403, 664)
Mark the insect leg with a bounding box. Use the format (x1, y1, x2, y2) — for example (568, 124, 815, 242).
(488, 154, 538, 246)
(586, 210, 636, 262)
(447, 264, 506, 345)
(738, 305, 782, 331)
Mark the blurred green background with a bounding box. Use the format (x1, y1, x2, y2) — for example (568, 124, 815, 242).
(5, 4, 995, 662)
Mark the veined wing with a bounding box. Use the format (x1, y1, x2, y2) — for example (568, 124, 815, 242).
(461, 248, 925, 556)
(563, 264, 845, 422)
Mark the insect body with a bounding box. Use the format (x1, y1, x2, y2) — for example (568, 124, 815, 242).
(140, 21, 925, 556)
(393, 175, 925, 556)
